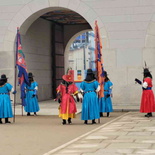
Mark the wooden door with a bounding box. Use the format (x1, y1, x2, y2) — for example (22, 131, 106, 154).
(52, 23, 64, 98)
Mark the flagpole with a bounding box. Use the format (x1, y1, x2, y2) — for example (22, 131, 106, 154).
(13, 28, 19, 123)
(94, 21, 100, 124)
(18, 28, 24, 117)
(94, 20, 105, 124)
(22, 104, 23, 116)
(13, 64, 17, 123)
(18, 28, 23, 116)
(16, 28, 29, 116)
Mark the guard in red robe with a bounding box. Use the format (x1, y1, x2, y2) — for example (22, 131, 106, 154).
(56, 74, 79, 125)
(135, 68, 155, 117)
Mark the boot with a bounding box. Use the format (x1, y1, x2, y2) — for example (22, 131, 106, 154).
(100, 112, 103, 117)
(62, 119, 66, 125)
(107, 112, 110, 117)
(92, 119, 96, 124)
(68, 118, 72, 124)
(27, 112, 31, 116)
(5, 118, 11, 123)
(0, 118, 2, 124)
(145, 113, 150, 117)
(149, 113, 153, 117)
(84, 120, 88, 124)
(34, 112, 37, 116)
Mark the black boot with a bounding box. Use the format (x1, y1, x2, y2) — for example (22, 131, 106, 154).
(34, 112, 37, 116)
(5, 118, 11, 123)
(62, 119, 66, 125)
(107, 112, 110, 117)
(145, 113, 150, 117)
(92, 119, 96, 124)
(100, 112, 103, 117)
(84, 120, 88, 124)
(68, 118, 72, 124)
(0, 118, 2, 124)
(27, 112, 31, 116)
(148, 113, 153, 117)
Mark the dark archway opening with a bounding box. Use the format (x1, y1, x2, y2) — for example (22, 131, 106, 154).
(40, 9, 91, 98)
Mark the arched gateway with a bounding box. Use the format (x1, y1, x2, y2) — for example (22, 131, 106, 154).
(1, 0, 155, 108)
(1, 0, 108, 101)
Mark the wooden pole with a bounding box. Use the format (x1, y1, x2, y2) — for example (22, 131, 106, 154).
(98, 116, 100, 123)
(22, 105, 23, 116)
(13, 28, 19, 123)
(95, 21, 101, 124)
(13, 65, 17, 123)
(16, 28, 24, 117)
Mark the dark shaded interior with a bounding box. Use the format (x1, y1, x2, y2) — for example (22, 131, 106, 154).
(40, 9, 87, 25)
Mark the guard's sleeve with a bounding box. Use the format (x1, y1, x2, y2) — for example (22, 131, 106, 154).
(142, 81, 148, 88)
(96, 85, 100, 92)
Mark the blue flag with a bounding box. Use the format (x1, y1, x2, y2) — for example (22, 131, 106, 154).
(16, 28, 29, 106)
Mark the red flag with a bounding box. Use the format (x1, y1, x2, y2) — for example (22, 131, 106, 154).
(94, 20, 105, 98)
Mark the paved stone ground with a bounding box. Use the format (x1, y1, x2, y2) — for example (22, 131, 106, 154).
(45, 112, 155, 155)
(8, 101, 155, 155)
(0, 100, 127, 155)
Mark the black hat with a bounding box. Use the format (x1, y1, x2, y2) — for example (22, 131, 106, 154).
(143, 61, 151, 74)
(87, 69, 93, 74)
(143, 68, 150, 74)
(28, 72, 34, 78)
(104, 71, 108, 77)
(1, 74, 8, 79)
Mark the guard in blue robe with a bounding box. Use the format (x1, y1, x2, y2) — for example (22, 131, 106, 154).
(24, 73, 40, 116)
(0, 74, 16, 124)
(99, 71, 113, 117)
(80, 69, 100, 124)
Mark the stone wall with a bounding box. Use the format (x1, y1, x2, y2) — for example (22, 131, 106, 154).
(21, 18, 52, 101)
(0, 0, 155, 108)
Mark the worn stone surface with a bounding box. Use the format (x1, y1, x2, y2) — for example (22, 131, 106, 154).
(48, 112, 155, 155)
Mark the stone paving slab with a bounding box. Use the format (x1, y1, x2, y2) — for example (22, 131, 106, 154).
(44, 112, 155, 155)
